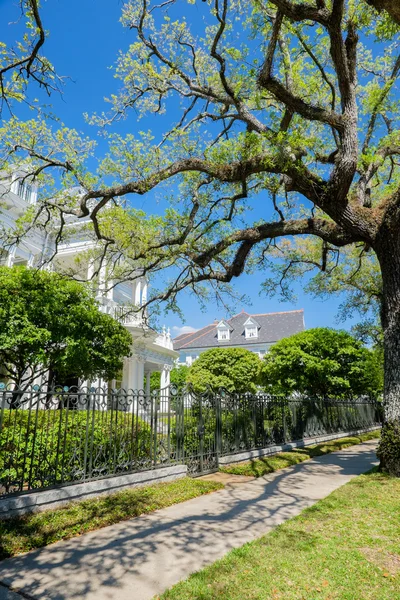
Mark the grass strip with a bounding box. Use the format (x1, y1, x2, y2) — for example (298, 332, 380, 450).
(160, 470, 400, 600)
(0, 477, 223, 560)
(220, 430, 380, 478)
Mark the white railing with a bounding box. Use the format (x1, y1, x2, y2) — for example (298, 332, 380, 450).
(98, 298, 144, 328)
(99, 299, 174, 350)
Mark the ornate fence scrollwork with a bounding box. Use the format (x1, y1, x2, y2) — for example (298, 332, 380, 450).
(0, 381, 382, 496)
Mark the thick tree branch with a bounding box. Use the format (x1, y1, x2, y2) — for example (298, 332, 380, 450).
(268, 0, 330, 24)
(366, 0, 400, 24)
(258, 13, 343, 131)
(194, 217, 357, 268)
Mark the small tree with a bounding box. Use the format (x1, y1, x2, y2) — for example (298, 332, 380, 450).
(186, 348, 263, 394)
(262, 328, 383, 399)
(0, 266, 132, 388)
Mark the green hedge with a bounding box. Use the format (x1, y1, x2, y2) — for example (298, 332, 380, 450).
(0, 408, 153, 493)
(170, 398, 381, 460)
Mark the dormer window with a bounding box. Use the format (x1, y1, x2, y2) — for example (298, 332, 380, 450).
(217, 320, 230, 341)
(244, 317, 259, 339)
(246, 326, 257, 338)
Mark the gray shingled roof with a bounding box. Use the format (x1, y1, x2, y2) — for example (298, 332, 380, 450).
(173, 310, 305, 350)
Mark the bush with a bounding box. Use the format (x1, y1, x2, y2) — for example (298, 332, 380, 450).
(0, 407, 153, 493)
(187, 348, 263, 394)
(262, 328, 383, 398)
(377, 419, 400, 476)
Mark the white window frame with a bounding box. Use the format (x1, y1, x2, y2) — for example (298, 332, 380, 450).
(245, 326, 258, 339)
(218, 328, 230, 341)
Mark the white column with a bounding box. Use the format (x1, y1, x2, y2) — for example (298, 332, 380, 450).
(27, 253, 35, 268)
(6, 247, 16, 267)
(128, 356, 139, 391)
(160, 364, 171, 390)
(122, 357, 130, 391)
(107, 280, 114, 302)
(137, 358, 145, 391)
(142, 280, 148, 305)
(134, 279, 142, 306)
(87, 259, 95, 281)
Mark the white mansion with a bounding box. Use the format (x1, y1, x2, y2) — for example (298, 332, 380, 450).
(0, 171, 178, 392)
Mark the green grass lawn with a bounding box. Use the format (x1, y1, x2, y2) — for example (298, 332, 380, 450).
(220, 430, 381, 478)
(160, 470, 400, 600)
(0, 477, 223, 560)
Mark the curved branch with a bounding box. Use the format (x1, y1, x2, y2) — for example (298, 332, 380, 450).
(194, 217, 357, 268)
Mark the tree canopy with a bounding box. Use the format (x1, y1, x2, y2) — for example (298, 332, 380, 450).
(186, 347, 263, 393)
(2, 0, 399, 311)
(262, 327, 383, 398)
(1, 0, 400, 470)
(0, 266, 132, 387)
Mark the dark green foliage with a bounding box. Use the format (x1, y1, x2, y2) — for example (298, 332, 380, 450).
(0, 408, 152, 493)
(377, 419, 400, 476)
(171, 365, 190, 390)
(262, 328, 383, 398)
(0, 266, 132, 386)
(187, 348, 263, 394)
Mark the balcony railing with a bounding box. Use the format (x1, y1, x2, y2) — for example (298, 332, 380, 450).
(112, 304, 144, 327)
(99, 299, 174, 350)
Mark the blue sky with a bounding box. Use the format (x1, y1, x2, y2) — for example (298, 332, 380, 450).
(1, 0, 363, 336)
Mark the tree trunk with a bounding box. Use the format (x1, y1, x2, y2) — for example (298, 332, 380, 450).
(375, 234, 400, 475)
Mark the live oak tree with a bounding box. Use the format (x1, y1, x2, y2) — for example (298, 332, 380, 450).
(1, 1, 400, 471)
(0, 266, 132, 389)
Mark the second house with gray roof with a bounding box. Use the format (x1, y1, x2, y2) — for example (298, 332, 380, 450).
(173, 309, 305, 366)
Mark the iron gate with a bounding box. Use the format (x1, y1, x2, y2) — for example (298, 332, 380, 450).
(175, 387, 221, 475)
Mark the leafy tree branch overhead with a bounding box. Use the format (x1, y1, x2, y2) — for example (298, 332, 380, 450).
(0, 0, 60, 118)
(1, 0, 400, 472)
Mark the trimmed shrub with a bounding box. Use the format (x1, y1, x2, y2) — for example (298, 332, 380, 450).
(0, 408, 153, 493)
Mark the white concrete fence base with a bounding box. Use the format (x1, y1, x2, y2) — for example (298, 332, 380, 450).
(0, 465, 187, 520)
(218, 425, 381, 465)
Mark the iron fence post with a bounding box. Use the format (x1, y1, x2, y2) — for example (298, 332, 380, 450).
(215, 393, 222, 466)
(282, 398, 287, 443)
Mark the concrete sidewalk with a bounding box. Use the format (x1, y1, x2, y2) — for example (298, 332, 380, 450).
(0, 440, 378, 600)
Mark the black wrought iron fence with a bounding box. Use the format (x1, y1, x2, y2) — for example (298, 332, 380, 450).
(0, 382, 382, 497)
